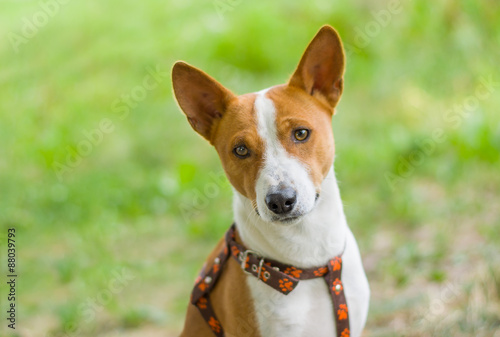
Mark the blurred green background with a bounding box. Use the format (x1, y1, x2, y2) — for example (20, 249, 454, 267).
(1, 0, 499, 336)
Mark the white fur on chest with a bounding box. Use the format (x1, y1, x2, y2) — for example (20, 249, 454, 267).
(247, 276, 335, 337)
(233, 170, 370, 337)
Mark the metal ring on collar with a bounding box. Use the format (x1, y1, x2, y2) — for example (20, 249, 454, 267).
(240, 249, 259, 273)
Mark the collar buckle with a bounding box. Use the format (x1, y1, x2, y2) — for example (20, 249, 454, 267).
(239, 249, 265, 279)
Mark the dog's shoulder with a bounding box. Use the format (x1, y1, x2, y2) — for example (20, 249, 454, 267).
(180, 237, 262, 337)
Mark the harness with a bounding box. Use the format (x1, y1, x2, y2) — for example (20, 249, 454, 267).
(190, 224, 350, 337)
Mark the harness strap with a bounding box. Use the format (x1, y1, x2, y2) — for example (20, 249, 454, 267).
(190, 224, 350, 337)
(325, 253, 351, 337)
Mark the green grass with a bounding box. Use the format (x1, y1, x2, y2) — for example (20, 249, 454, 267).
(1, 0, 500, 336)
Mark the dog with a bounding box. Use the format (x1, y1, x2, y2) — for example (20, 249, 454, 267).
(172, 25, 370, 337)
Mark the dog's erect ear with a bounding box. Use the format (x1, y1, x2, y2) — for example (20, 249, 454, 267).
(288, 25, 345, 112)
(172, 61, 236, 142)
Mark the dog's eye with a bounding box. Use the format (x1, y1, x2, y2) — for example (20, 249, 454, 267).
(294, 129, 309, 142)
(233, 145, 250, 158)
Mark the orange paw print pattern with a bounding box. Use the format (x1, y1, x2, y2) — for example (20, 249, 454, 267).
(313, 266, 328, 277)
(340, 328, 350, 337)
(337, 304, 348, 320)
(284, 266, 303, 278)
(213, 263, 219, 274)
(332, 278, 343, 295)
(279, 278, 294, 293)
(208, 317, 221, 333)
(330, 257, 342, 271)
(231, 246, 240, 258)
(197, 297, 207, 309)
(198, 282, 208, 292)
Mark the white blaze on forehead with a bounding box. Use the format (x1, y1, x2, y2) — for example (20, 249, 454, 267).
(255, 89, 277, 143)
(254, 89, 316, 221)
(254, 89, 286, 184)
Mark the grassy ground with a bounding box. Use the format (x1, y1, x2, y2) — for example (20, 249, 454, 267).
(1, 0, 499, 336)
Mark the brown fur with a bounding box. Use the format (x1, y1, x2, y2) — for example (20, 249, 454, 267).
(288, 25, 345, 112)
(180, 239, 262, 337)
(211, 93, 263, 202)
(172, 62, 236, 141)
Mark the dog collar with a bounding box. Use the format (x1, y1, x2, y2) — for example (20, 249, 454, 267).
(190, 224, 351, 337)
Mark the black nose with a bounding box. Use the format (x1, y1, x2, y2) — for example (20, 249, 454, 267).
(265, 188, 297, 214)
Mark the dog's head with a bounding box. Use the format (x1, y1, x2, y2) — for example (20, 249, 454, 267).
(172, 25, 345, 224)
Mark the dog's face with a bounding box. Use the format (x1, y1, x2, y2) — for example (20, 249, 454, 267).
(172, 26, 345, 224)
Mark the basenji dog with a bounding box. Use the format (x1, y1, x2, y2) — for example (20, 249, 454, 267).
(172, 25, 370, 337)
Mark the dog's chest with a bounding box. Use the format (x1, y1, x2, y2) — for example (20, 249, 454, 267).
(247, 276, 336, 337)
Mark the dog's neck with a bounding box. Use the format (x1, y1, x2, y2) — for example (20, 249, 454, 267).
(233, 167, 347, 268)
